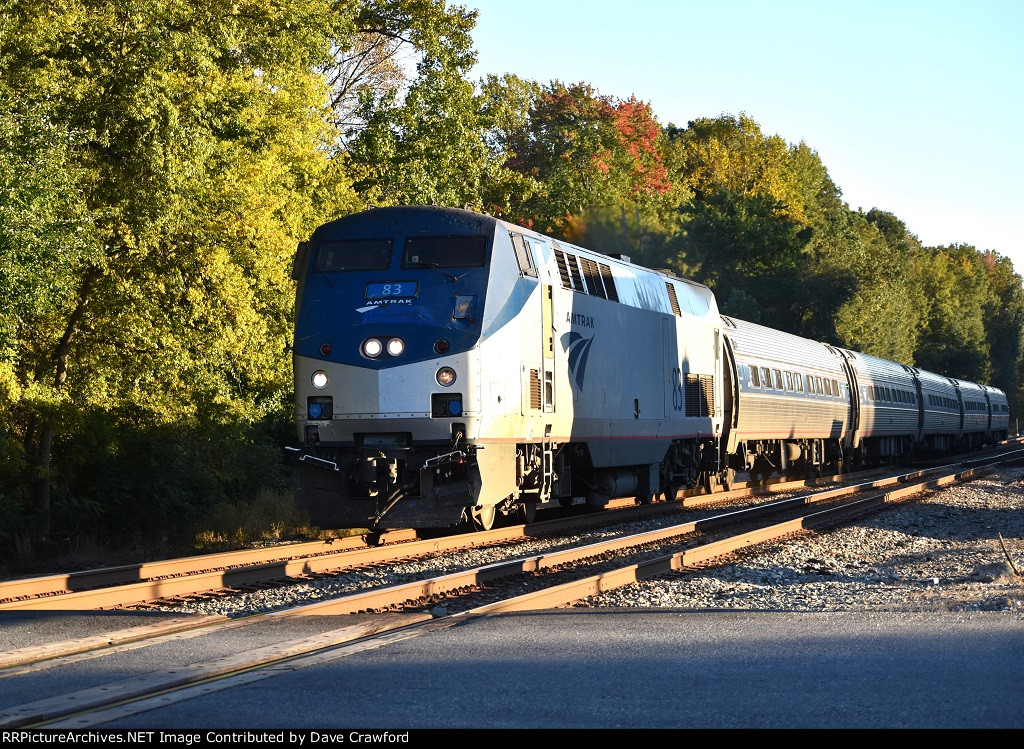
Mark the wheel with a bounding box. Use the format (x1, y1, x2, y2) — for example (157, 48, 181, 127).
(516, 501, 537, 524)
(469, 504, 496, 531)
(661, 482, 681, 502)
(635, 492, 654, 505)
(721, 468, 735, 491)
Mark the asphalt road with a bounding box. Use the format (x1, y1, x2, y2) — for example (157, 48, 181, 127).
(6, 609, 1021, 730)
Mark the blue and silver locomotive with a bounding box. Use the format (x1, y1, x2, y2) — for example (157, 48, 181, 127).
(287, 206, 1010, 531)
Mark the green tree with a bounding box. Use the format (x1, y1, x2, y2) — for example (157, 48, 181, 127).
(914, 245, 992, 381)
(477, 73, 542, 218)
(0, 0, 355, 546)
(342, 1, 489, 206)
(979, 251, 1024, 416)
(826, 210, 926, 363)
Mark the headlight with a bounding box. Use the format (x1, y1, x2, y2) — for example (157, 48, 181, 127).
(436, 367, 456, 386)
(387, 337, 405, 357)
(311, 370, 328, 389)
(362, 338, 383, 358)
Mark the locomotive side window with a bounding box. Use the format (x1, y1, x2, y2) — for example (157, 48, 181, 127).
(403, 235, 488, 268)
(510, 234, 538, 277)
(316, 239, 393, 271)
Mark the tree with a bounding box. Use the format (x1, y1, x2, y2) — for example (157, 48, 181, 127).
(914, 245, 992, 381)
(979, 251, 1024, 412)
(677, 188, 809, 328)
(0, 0, 355, 545)
(493, 81, 678, 242)
(340, 1, 490, 206)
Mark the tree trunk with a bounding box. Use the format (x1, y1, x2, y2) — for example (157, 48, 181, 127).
(30, 270, 97, 539)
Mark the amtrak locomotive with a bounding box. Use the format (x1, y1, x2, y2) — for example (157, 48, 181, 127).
(286, 206, 1010, 531)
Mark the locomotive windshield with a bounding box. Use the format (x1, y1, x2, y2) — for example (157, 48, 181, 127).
(315, 239, 392, 271)
(402, 235, 488, 268)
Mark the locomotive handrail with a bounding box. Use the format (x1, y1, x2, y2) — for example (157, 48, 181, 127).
(423, 450, 466, 468)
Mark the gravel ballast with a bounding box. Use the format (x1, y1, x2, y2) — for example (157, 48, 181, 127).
(149, 464, 1024, 619)
(584, 465, 1024, 614)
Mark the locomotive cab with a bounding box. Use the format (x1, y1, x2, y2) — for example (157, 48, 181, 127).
(288, 207, 511, 530)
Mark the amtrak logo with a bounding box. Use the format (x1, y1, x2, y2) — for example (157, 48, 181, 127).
(356, 299, 412, 312)
(561, 331, 595, 391)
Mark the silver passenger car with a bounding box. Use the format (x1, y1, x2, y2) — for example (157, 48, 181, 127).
(721, 316, 851, 478)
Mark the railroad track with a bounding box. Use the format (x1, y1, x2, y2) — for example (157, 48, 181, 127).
(1, 448, 1019, 728)
(2, 441, 1018, 615)
(0, 471, 838, 612)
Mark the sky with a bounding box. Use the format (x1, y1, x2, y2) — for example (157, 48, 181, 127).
(466, 0, 1024, 273)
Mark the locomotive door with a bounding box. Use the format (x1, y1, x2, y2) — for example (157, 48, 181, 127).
(541, 280, 555, 413)
(515, 235, 555, 417)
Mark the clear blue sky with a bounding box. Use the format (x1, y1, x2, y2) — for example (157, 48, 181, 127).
(467, 0, 1024, 274)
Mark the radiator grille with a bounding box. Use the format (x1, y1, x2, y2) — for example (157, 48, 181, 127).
(685, 373, 714, 417)
(580, 257, 605, 299)
(554, 250, 572, 290)
(530, 369, 542, 410)
(600, 263, 619, 301)
(666, 282, 682, 316)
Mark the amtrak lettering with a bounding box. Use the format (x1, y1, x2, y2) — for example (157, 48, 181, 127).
(362, 299, 413, 307)
(565, 312, 595, 328)
(355, 299, 414, 313)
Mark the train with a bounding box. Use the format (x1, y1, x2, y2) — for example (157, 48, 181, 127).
(284, 205, 1010, 531)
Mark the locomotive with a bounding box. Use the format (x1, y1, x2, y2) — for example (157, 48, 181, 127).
(285, 206, 1010, 531)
